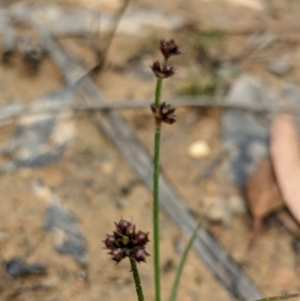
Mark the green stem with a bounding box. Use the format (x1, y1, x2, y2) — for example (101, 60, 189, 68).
(155, 78, 163, 106)
(153, 126, 161, 301)
(153, 78, 163, 301)
(130, 257, 145, 301)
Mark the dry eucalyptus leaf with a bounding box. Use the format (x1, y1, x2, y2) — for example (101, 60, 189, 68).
(246, 157, 284, 219)
(245, 157, 284, 248)
(270, 112, 300, 225)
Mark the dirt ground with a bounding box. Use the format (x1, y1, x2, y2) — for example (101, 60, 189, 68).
(1, 0, 300, 301)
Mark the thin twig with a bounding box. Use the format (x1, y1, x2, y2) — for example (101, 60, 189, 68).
(90, 0, 131, 73)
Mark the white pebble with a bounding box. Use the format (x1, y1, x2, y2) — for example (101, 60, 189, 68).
(188, 140, 211, 159)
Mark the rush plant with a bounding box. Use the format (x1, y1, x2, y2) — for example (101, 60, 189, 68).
(103, 39, 300, 301)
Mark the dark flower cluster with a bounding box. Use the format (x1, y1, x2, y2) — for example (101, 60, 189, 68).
(103, 219, 150, 263)
(150, 39, 182, 125)
(150, 39, 181, 79)
(151, 102, 176, 125)
(159, 39, 183, 60)
(150, 61, 176, 79)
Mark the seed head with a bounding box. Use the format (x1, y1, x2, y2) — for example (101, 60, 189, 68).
(135, 231, 150, 245)
(109, 248, 126, 263)
(150, 61, 176, 79)
(104, 219, 150, 263)
(115, 219, 131, 234)
(104, 234, 116, 249)
(151, 102, 176, 125)
(132, 247, 150, 263)
(159, 39, 183, 60)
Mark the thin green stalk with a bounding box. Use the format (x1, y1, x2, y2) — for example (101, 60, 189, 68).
(168, 220, 203, 301)
(153, 126, 161, 301)
(130, 257, 145, 301)
(254, 294, 300, 301)
(153, 78, 163, 301)
(155, 79, 163, 106)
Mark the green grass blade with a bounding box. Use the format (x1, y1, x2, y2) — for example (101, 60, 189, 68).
(254, 293, 300, 301)
(168, 219, 203, 301)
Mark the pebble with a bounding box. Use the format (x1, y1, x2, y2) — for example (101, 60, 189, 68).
(173, 236, 185, 254)
(77, 270, 88, 285)
(6, 258, 46, 278)
(228, 195, 246, 215)
(206, 198, 231, 225)
(188, 140, 211, 159)
(222, 75, 269, 186)
(268, 59, 291, 76)
(45, 204, 88, 266)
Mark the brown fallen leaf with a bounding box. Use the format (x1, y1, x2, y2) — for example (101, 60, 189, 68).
(245, 156, 284, 249)
(270, 111, 300, 226)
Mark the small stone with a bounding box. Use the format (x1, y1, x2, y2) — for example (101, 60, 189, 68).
(188, 140, 211, 159)
(228, 195, 246, 215)
(222, 75, 269, 186)
(6, 258, 47, 278)
(173, 236, 184, 254)
(77, 271, 88, 285)
(206, 198, 231, 225)
(45, 204, 88, 265)
(268, 59, 291, 76)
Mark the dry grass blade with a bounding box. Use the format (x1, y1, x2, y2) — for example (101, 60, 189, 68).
(270, 111, 300, 225)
